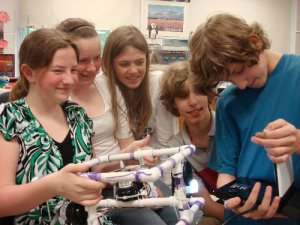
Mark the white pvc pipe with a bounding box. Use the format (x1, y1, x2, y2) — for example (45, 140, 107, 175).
(176, 200, 204, 225)
(96, 196, 181, 208)
(94, 197, 204, 225)
(83, 145, 195, 168)
(82, 145, 200, 225)
(81, 145, 195, 183)
(86, 206, 100, 225)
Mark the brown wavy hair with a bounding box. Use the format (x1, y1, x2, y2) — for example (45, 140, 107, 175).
(160, 61, 216, 117)
(102, 26, 151, 138)
(10, 28, 79, 101)
(189, 13, 271, 95)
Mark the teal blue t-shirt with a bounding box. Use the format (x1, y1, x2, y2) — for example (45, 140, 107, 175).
(210, 54, 300, 225)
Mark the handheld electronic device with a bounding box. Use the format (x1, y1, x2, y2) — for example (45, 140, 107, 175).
(213, 177, 278, 204)
(213, 159, 300, 220)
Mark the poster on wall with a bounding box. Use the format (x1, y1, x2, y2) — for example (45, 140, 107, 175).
(161, 50, 189, 64)
(0, 54, 15, 77)
(141, 0, 187, 38)
(148, 38, 189, 65)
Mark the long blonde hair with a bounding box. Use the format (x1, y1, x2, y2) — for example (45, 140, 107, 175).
(102, 26, 151, 138)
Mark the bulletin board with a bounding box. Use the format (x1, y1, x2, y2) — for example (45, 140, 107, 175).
(0, 54, 15, 77)
(141, 0, 187, 38)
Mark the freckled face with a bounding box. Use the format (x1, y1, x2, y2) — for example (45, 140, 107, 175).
(113, 46, 146, 89)
(32, 46, 78, 103)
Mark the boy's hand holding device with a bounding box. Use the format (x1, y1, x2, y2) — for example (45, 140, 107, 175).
(213, 119, 300, 220)
(214, 178, 282, 220)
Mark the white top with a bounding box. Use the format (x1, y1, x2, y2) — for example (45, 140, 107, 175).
(92, 74, 132, 156)
(147, 71, 179, 148)
(168, 111, 216, 172)
(167, 111, 216, 187)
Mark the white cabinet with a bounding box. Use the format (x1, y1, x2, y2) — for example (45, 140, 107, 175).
(291, 0, 300, 53)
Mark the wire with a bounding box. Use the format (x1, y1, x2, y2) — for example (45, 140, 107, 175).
(222, 205, 258, 225)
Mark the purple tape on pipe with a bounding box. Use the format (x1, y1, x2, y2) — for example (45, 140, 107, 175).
(191, 200, 203, 208)
(183, 203, 190, 210)
(135, 170, 142, 182)
(157, 165, 165, 175)
(168, 158, 176, 168)
(81, 172, 101, 181)
(130, 152, 134, 160)
(189, 144, 196, 154)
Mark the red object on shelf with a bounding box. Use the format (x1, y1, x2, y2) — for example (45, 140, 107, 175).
(0, 12, 10, 23)
(0, 39, 8, 49)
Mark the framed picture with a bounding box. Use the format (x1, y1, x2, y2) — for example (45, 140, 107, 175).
(0, 54, 14, 77)
(141, 0, 187, 38)
(149, 38, 189, 65)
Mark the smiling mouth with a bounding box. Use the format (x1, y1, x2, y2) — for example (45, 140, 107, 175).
(127, 76, 139, 80)
(126, 77, 141, 84)
(58, 87, 72, 91)
(187, 108, 202, 116)
(80, 73, 92, 77)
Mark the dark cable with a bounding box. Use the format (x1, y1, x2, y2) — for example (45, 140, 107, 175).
(222, 205, 258, 225)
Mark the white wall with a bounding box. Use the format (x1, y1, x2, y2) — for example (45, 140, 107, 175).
(18, 0, 291, 52)
(18, 0, 142, 30)
(1, 0, 18, 54)
(186, 0, 291, 53)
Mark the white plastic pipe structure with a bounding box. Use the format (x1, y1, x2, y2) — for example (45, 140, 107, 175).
(83, 145, 195, 182)
(82, 145, 205, 225)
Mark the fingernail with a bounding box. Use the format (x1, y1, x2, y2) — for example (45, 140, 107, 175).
(224, 200, 228, 209)
(264, 125, 272, 132)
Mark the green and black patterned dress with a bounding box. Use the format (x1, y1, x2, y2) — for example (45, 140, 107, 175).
(0, 98, 94, 225)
